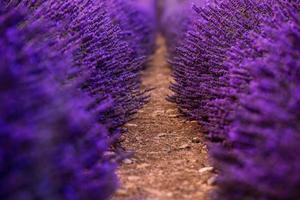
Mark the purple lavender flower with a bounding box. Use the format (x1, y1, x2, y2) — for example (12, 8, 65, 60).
(160, 0, 215, 55)
(0, 6, 117, 200)
(108, 0, 156, 62)
(167, 1, 300, 198)
(213, 21, 300, 200)
(1, 1, 157, 198)
(17, 0, 151, 131)
(201, 0, 300, 142)
(169, 0, 276, 141)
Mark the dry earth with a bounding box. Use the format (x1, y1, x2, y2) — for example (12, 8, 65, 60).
(112, 36, 214, 200)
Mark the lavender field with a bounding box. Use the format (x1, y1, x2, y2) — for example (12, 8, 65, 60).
(1, 1, 299, 200)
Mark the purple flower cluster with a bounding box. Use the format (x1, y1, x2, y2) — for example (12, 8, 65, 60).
(160, 0, 214, 55)
(214, 20, 300, 200)
(205, 0, 300, 142)
(169, 0, 275, 141)
(108, 0, 156, 64)
(1, 0, 156, 199)
(166, 0, 300, 199)
(27, 0, 152, 131)
(0, 7, 117, 200)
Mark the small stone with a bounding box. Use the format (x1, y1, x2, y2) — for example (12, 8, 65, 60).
(152, 110, 164, 116)
(166, 109, 176, 114)
(163, 148, 172, 153)
(144, 188, 163, 196)
(137, 163, 150, 169)
(136, 136, 142, 141)
(123, 159, 133, 164)
(200, 149, 207, 154)
(168, 114, 178, 118)
(192, 137, 201, 143)
(202, 145, 208, 151)
(116, 189, 127, 196)
(126, 123, 138, 127)
(127, 176, 140, 181)
(157, 133, 167, 137)
(178, 144, 191, 150)
(207, 176, 217, 185)
(154, 133, 167, 140)
(199, 166, 214, 173)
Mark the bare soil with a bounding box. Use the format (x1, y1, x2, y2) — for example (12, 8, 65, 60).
(112, 36, 214, 200)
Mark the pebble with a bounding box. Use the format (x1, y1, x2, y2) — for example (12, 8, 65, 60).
(166, 109, 176, 114)
(154, 133, 167, 140)
(123, 159, 133, 164)
(144, 188, 165, 196)
(192, 137, 201, 143)
(137, 163, 151, 169)
(178, 144, 191, 150)
(200, 149, 207, 154)
(157, 133, 167, 137)
(127, 176, 140, 181)
(207, 176, 217, 185)
(163, 148, 172, 153)
(152, 110, 165, 117)
(155, 109, 165, 113)
(199, 166, 214, 173)
(190, 120, 198, 125)
(116, 189, 127, 196)
(126, 123, 138, 127)
(136, 136, 142, 141)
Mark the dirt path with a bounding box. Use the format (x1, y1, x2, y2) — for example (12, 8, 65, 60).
(112, 36, 214, 200)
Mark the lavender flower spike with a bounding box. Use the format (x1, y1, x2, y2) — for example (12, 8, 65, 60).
(0, 6, 117, 200)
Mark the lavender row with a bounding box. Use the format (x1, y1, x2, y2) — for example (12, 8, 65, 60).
(26, 0, 155, 131)
(164, 0, 300, 199)
(1, 1, 155, 199)
(213, 18, 300, 200)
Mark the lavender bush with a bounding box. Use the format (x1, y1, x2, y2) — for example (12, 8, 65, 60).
(108, 0, 156, 64)
(35, 0, 150, 131)
(166, 0, 300, 199)
(160, 0, 213, 55)
(1, 0, 157, 199)
(168, 0, 277, 141)
(213, 20, 300, 200)
(203, 0, 300, 142)
(0, 6, 117, 199)
(5, 0, 152, 131)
